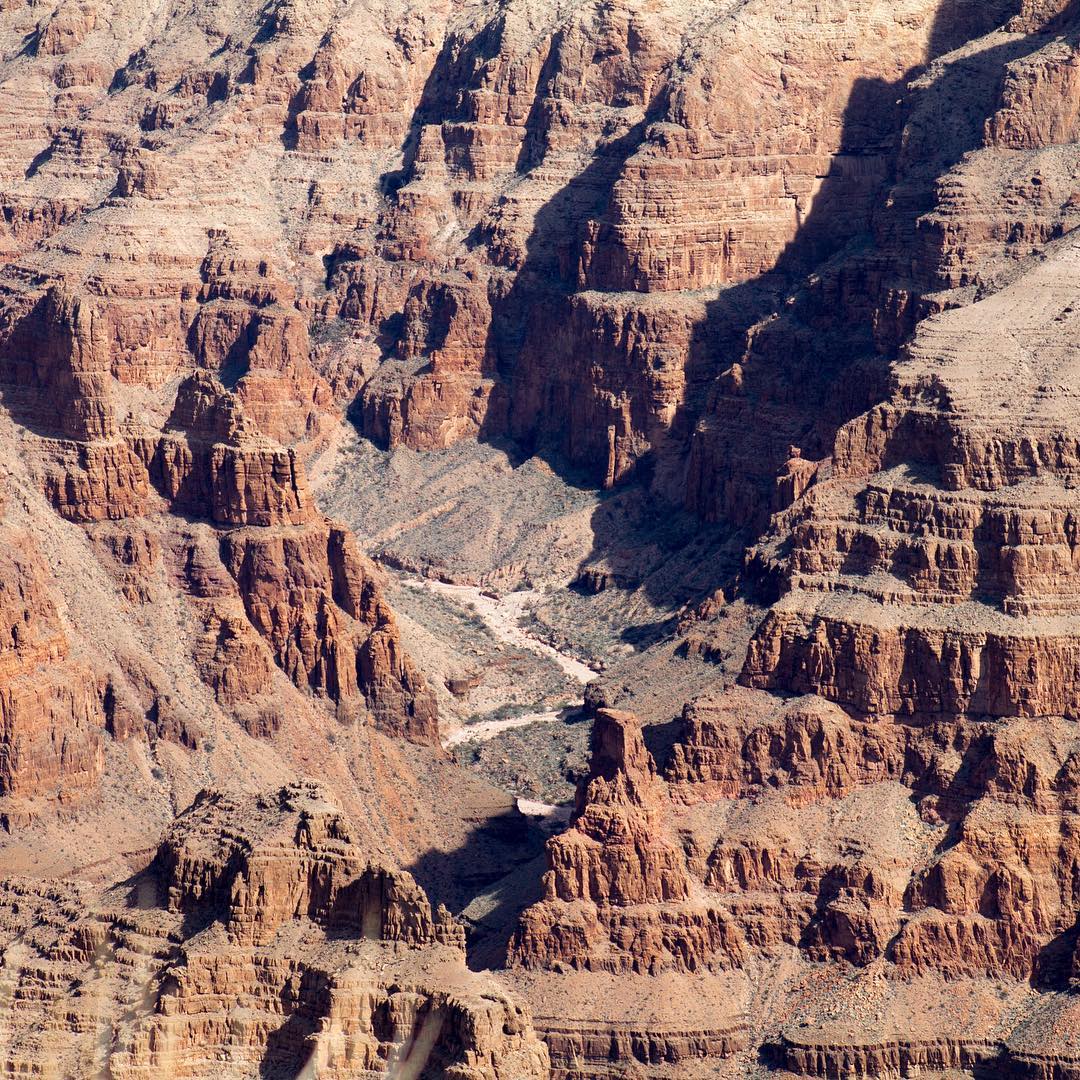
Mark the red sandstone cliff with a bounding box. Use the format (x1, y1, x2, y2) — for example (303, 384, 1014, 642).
(4, 0, 1080, 1075)
(511, 709, 742, 975)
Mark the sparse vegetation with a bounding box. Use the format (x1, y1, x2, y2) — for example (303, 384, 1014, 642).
(450, 716, 590, 804)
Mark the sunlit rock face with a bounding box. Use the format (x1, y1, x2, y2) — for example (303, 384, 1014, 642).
(6, 0, 1080, 1075)
(0, 784, 550, 1079)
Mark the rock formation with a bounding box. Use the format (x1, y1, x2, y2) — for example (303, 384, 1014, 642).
(7, 0, 1080, 1075)
(0, 783, 549, 1080)
(511, 709, 742, 975)
(0, 527, 106, 798)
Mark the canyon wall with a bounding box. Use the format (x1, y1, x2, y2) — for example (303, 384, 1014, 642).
(4, 0, 1080, 1075)
(0, 783, 550, 1079)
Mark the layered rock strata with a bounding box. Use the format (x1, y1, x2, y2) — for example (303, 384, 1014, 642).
(5, 0, 1080, 1075)
(0, 527, 106, 797)
(0, 783, 549, 1080)
(511, 709, 743, 975)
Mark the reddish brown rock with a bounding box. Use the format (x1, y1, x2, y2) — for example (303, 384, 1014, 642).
(193, 607, 276, 708)
(0, 283, 438, 753)
(160, 784, 465, 948)
(4, 0, 1080, 1073)
(511, 709, 743, 974)
(0, 784, 550, 1080)
(0, 531, 106, 798)
(222, 524, 437, 741)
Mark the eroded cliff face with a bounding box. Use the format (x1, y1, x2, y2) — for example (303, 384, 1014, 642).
(0, 0, 456, 823)
(511, 709, 743, 976)
(495, 2, 1080, 1071)
(0, 783, 549, 1080)
(347, 0, 967, 494)
(0, 524, 106, 797)
(6, 0, 1080, 1075)
(344, 0, 1066, 514)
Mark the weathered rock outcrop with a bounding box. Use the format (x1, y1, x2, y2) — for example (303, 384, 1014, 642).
(221, 522, 437, 739)
(0, 528, 106, 798)
(536, 1016, 750, 1080)
(2, 323, 437, 753)
(688, 103, 1080, 991)
(6, 0, 1080, 1074)
(342, 0, 1063, 520)
(511, 709, 743, 974)
(0, 784, 550, 1080)
(0, 0, 446, 787)
(159, 784, 466, 949)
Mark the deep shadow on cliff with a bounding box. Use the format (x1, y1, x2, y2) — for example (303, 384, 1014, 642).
(564, 0, 1074, 618)
(668, 0, 1050, 547)
(347, 0, 1080, 635)
(406, 806, 548, 969)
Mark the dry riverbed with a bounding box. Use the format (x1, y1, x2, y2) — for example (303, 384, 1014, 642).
(385, 576, 596, 806)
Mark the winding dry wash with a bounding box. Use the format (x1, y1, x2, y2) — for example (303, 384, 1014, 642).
(418, 580, 597, 687)
(4, 0, 1080, 1075)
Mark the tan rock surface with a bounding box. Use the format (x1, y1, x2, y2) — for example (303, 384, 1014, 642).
(0, 783, 550, 1080)
(6, 0, 1080, 1075)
